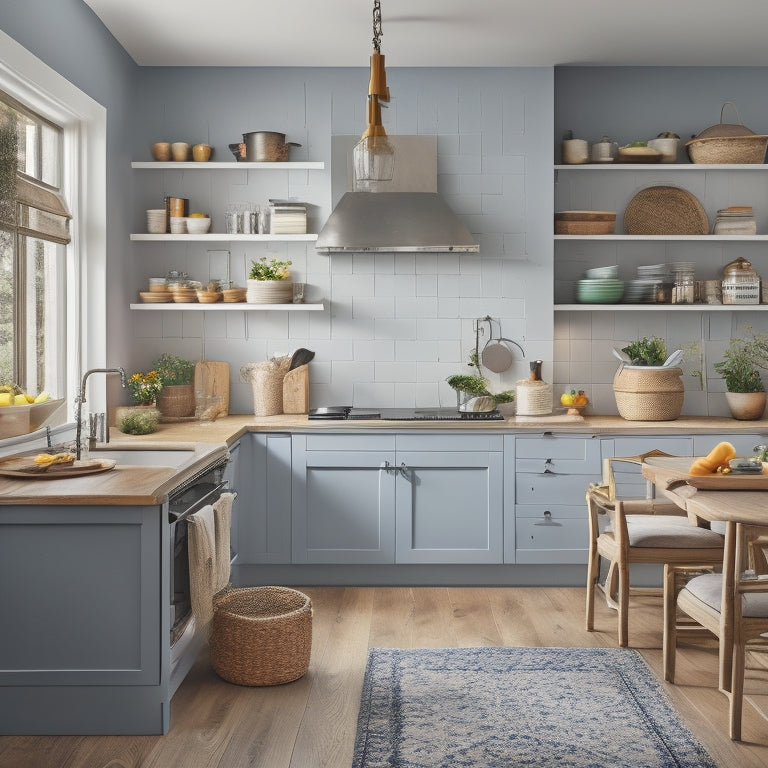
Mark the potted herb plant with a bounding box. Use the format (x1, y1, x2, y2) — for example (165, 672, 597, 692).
(446, 351, 515, 412)
(115, 369, 163, 434)
(153, 353, 196, 418)
(714, 330, 768, 420)
(613, 336, 684, 421)
(247, 256, 293, 304)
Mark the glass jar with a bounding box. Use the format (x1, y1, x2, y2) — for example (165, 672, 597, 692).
(721, 257, 760, 305)
(670, 262, 695, 304)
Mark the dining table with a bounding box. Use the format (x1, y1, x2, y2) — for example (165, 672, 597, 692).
(641, 455, 768, 694)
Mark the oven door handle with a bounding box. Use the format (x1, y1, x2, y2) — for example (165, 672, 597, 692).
(168, 481, 231, 523)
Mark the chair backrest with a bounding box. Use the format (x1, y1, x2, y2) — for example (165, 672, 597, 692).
(598, 449, 675, 502)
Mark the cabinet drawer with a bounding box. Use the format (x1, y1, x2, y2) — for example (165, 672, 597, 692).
(516, 437, 601, 474)
(515, 506, 589, 565)
(516, 472, 599, 505)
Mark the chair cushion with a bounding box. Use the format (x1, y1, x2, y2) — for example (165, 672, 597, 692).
(623, 515, 724, 548)
(684, 572, 768, 618)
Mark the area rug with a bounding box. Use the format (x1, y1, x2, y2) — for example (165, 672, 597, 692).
(352, 647, 716, 768)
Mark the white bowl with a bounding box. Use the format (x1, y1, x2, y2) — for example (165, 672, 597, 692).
(647, 138, 679, 163)
(585, 265, 619, 279)
(185, 216, 211, 234)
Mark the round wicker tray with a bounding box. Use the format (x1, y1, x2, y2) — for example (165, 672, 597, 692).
(623, 186, 708, 235)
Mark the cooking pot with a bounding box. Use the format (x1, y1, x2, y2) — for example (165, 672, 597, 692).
(243, 131, 301, 162)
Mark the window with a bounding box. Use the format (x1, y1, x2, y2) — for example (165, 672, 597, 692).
(0, 90, 70, 397)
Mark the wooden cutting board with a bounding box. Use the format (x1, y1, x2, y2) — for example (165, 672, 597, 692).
(648, 457, 768, 491)
(194, 361, 230, 417)
(283, 365, 309, 414)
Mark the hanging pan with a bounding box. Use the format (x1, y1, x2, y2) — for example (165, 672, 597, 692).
(478, 317, 525, 373)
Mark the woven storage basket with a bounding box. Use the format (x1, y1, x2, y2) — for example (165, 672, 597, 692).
(685, 135, 768, 164)
(613, 366, 684, 421)
(210, 586, 312, 686)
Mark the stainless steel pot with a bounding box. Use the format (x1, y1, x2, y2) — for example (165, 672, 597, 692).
(242, 131, 301, 162)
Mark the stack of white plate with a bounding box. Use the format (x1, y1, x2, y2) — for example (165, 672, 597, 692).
(246, 280, 293, 304)
(146, 208, 167, 234)
(623, 280, 659, 303)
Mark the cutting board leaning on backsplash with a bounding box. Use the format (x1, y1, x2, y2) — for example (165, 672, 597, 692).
(194, 361, 230, 417)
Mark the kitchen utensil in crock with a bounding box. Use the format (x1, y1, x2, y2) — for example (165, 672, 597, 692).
(288, 348, 315, 371)
(243, 131, 302, 162)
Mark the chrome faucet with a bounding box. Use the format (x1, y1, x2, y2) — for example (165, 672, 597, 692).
(75, 368, 128, 460)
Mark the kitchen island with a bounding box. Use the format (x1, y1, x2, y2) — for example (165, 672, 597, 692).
(0, 442, 230, 735)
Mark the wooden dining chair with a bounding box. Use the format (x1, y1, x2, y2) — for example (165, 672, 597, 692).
(586, 449, 725, 647)
(663, 523, 768, 741)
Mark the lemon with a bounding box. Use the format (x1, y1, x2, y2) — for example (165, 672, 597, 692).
(33, 391, 50, 403)
(13, 393, 27, 405)
(0, 393, 11, 406)
(25, 393, 35, 403)
(189, 212, 206, 217)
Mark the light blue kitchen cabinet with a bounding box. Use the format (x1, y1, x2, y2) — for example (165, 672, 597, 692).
(291, 433, 505, 565)
(291, 434, 397, 564)
(230, 433, 292, 570)
(513, 434, 602, 564)
(0, 503, 169, 734)
(394, 434, 504, 564)
(692, 433, 767, 460)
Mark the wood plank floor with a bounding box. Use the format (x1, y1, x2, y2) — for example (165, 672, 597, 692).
(1, 586, 767, 768)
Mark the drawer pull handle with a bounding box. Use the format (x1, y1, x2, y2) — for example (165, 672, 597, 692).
(534, 511, 562, 527)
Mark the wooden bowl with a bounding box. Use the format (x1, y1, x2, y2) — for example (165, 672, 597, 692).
(196, 290, 222, 303)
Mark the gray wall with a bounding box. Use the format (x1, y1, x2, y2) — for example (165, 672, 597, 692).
(1, 0, 139, 391)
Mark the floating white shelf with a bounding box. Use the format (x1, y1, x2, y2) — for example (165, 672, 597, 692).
(554, 163, 767, 171)
(131, 161, 325, 170)
(555, 304, 764, 312)
(130, 302, 325, 311)
(130, 233, 318, 242)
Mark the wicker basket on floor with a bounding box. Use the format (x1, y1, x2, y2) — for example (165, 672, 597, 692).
(210, 586, 312, 686)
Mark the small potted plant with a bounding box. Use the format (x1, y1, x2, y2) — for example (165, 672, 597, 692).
(247, 256, 293, 304)
(153, 353, 196, 418)
(446, 352, 515, 412)
(714, 329, 768, 420)
(613, 336, 684, 421)
(116, 370, 163, 434)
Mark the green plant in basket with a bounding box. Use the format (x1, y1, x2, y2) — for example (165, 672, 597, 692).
(128, 370, 163, 405)
(621, 336, 667, 366)
(249, 256, 292, 281)
(152, 353, 195, 386)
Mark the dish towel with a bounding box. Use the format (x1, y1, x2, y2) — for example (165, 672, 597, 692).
(187, 504, 216, 637)
(213, 492, 235, 593)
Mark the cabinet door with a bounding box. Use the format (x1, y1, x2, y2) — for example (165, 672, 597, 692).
(233, 433, 292, 565)
(394, 449, 503, 564)
(292, 435, 396, 564)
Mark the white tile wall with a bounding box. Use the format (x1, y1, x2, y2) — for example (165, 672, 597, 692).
(131, 67, 554, 413)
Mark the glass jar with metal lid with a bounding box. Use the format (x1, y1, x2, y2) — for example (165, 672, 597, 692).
(721, 256, 760, 305)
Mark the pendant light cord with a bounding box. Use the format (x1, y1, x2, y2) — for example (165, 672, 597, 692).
(372, 0, 383, 53)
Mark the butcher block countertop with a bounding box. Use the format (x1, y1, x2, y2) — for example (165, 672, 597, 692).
(1, 414, 766, 506)
(0, 442, 228, 506)
(113, 413, 768, 446)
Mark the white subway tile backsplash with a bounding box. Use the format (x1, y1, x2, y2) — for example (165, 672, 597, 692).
(397, 339, 439, 362)
(354, 339, 395, 362)
(375, 361, 418, 383)
(395, 296, 438, 318)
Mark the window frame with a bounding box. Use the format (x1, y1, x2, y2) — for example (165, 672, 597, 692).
(0, 29, 107, 420)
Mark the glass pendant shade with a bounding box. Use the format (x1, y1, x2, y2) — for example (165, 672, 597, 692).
(353, 133, 394, 190)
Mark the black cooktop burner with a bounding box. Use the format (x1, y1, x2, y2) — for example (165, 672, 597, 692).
(308, 406, 503, 421)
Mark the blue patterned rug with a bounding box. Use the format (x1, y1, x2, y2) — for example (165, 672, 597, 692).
(352, 647, 716, 768)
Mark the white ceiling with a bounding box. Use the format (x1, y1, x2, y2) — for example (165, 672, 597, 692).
(83, 0, 768, 68)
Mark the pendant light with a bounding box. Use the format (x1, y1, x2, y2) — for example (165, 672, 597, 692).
(353, 0, 394, 190)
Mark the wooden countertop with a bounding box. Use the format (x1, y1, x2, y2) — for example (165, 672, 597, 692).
(2, 414, 766, 507)
(110, 413, 768, 446)
(0, 442, 229, 506)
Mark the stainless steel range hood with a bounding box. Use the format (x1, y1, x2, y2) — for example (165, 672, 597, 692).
(316, 136, 479, 253)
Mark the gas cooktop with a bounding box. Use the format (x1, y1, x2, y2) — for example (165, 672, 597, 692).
(308, 406, 503, 421)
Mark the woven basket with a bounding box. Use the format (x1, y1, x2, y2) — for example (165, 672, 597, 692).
(157, 384, 195, 418)
(624, 186, 708, 235)
(613, 366, 684, 421)
(210, 586, 312, 686)
(685, 135, 768, 164)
